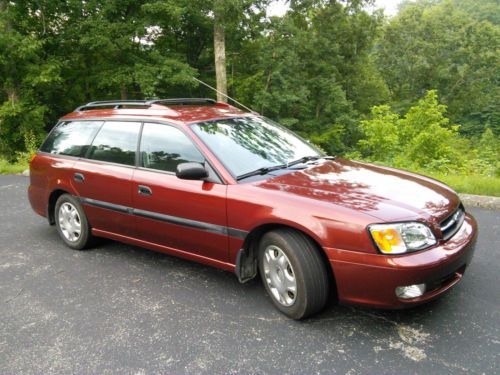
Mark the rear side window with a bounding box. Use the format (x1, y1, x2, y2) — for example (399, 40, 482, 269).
(139, 123, 204, 172)
(39, 121, 103, 157)
(87, 121, 141, 166)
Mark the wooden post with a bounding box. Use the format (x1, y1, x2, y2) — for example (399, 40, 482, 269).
(213, 2, 228, 103)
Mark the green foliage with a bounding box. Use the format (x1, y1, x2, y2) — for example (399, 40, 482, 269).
(357, 105, 400, 163)
(15, 129, 39, 165)
(0, 100, 46, 159)
(396, 91, 462, 171)
(477, 127, 500, 176)
(0, 0, 498, 195)
(423, 173, 500, 197)
(355, 90, 498, 179)
(230, 1, 384, 155)
(0, 158, 28, 174)
(376, 0, 500, 136)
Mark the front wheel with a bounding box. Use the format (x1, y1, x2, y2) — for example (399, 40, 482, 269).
(258, 229, 329, 319)
(54, 194, 93, 250)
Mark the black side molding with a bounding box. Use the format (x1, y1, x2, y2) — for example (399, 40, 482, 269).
(78, 196, 249, 240)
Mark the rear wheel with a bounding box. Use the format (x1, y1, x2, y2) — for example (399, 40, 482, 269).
(55, 194, 93, 250)
(258, 228, 329, 319)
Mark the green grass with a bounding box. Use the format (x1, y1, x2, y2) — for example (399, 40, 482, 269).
(427, 173, 500, 197)
(367, 161, 500, 197)
(0, 159, 28, 174)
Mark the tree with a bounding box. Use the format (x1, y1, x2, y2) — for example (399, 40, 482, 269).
(142, 0, 268, 101)
(376, 0, 500, 136)
(232, 0, 387, 154)
(356, 90, 465, 172)
(0, 0, 57, 156)
(0, 0, 497, 178)
(357, 105, 400, 163)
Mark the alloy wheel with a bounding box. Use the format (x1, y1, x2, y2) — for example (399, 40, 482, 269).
(58, 202, 82, 242)
(262, 245, 297, 306)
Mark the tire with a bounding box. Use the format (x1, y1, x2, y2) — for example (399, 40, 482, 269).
(54, 194, 93, 250)
(258, 228, 329, 319)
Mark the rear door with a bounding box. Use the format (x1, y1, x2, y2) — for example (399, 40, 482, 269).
(72, 120, 141, 236)
(132, 122, 229, 262)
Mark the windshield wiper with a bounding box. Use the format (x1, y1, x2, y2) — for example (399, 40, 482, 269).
(286, 155, 320, 167)
(286, 155, 336, 167)
(236, 156, 335, 181)
(236, 165, 287, 181)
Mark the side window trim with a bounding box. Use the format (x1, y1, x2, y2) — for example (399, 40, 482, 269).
(83, 121, 106, 159)
(86, 120, 141, 166)
(38, 121, 62, 152)
(41, 117, 225, 184)
(138, 122, 223, 184)
(39, 120, 104, 157)
(135, 122, 145, 168)
(138, 122, 204, 172)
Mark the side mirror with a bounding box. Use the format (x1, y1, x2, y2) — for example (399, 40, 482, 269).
(176, 162, 209, 180)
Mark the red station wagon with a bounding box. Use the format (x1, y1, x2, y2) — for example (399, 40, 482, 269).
(28, 98, 478, 319)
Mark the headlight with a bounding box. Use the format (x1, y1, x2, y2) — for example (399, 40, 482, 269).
(368, 222, 436, 254)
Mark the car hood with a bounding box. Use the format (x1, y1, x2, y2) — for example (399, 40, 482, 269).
(254, 158, 460, 222)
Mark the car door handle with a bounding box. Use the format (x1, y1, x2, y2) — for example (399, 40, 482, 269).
(138, 185, 152, 196)
(74, 173, 85, 183)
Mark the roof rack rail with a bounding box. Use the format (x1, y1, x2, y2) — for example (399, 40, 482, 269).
(147, 98, 216, 106)
(74, 98, 217, 112)
(74, 100, 149, 111)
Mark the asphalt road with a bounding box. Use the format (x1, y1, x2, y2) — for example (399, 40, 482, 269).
(1, 174, 499, 375)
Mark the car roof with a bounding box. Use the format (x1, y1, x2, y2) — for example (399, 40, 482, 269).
(60, 99, 249, 125)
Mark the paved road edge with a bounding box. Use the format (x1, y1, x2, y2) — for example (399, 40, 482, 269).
(458, 193, 500, 210)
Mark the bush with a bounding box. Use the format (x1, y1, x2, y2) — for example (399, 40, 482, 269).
(355, 90, 497, 176)
(0, 99, 46, 161)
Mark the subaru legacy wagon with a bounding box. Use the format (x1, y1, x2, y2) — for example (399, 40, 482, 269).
(28, 98, 477, 319)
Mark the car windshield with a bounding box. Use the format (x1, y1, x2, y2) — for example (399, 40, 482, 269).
(190, 116, 323, 178)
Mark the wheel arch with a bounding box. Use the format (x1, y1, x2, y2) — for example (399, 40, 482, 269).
(237, 222, 337, 299)
(47, 189, 71, 225)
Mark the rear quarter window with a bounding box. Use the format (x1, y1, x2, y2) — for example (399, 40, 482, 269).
(39, 121, 103, 157)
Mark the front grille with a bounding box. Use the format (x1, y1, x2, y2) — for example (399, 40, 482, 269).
(440, 204, 465, 241)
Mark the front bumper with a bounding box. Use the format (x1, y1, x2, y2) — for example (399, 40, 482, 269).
(325, 214, 478, 309)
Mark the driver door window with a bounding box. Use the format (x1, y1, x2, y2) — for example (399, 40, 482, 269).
(139, 123, 204, 172)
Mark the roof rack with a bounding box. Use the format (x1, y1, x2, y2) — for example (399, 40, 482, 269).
(148, 98, 216, 106)
(74, 98, 217, 112)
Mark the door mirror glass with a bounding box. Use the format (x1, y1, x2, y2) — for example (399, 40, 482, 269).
(176, 162, 208, 180)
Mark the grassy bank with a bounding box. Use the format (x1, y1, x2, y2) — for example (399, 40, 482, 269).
(0, 159, 28, 174)
(426, 173, 500, 197)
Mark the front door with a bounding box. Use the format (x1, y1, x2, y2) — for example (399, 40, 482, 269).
(132, 122, 229, 262)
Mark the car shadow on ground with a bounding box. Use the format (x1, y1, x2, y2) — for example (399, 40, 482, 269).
(72, 231, 451, 327)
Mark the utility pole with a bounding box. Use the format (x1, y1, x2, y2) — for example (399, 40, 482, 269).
(213, 0, 228, 103)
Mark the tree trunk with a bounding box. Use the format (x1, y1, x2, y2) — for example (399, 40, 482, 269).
(0, 0, 11, 32)
(213, 5, 227, 103)
(6, 88, 18, 110)
(120, 83, 128, 100)
(1, 0, 16, 105)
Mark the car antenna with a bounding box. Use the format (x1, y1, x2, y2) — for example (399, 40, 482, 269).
(192, 77, 259, 115)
